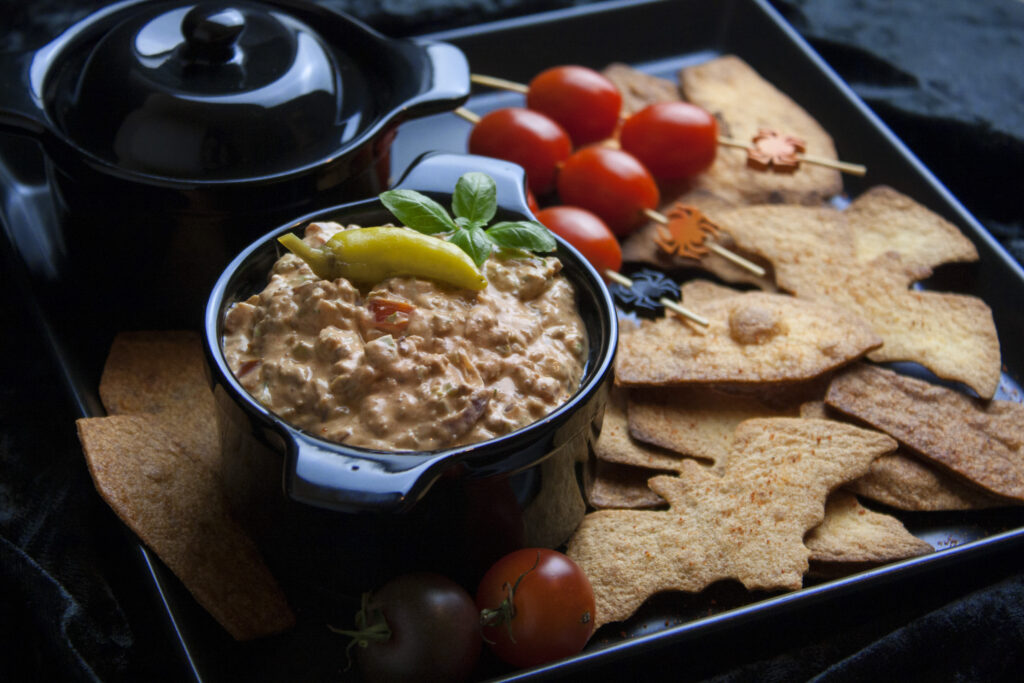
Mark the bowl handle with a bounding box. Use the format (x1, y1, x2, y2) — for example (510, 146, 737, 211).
(395, 151, 534, 216)
(403, 41, 471, 115)
(0, 52, 48, 139)
(285, 431, 457, 514)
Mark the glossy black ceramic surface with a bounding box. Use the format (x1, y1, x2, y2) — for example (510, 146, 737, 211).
(204, 152, 617, 512)
(0, 0, 471, 327)
(201, 151, 616, 603)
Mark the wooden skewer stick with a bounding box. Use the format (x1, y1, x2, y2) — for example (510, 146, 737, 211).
(717, 135, 866, 176)
(470, 74, 529, 94)
(641, 208, 766, 278)
(604, 270, 709, 327)
(455, 106, 480, 124)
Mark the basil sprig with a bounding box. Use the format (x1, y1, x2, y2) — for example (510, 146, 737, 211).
(379, 172, 557, 267)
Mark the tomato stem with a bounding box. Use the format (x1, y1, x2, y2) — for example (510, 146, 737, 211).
(328, 592, 393, 669)
(479, 550, 542, 644)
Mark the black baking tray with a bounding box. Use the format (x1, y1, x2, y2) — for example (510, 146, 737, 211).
(3, 0, 1024, 680)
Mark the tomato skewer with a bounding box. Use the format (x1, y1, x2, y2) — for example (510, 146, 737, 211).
(471, 66, 621, 147)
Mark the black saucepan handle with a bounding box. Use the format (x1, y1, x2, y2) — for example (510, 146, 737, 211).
(0, 51, 48, 138)
(284, 430, 461, 514)
(395, 151, 535, 217)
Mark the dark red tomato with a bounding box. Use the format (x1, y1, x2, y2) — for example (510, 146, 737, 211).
(339, 573, 481, 683)
(476, 548, 596, 669)
(468, 107, 571, 196)
(556, 146, 660, 236)
(534, 206, 622, 275)
(527, 65, 622, 146)
(619, 101, 719, 180)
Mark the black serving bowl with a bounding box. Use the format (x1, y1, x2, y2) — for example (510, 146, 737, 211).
(203, 152, 617, 589)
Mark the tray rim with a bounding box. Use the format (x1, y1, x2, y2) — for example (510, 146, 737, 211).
(3, 0, 1023, 680)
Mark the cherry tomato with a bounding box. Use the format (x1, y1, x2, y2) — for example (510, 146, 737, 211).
(534, 206, 622, 275)
(476, 548, 596, 669)
(556, 146, 660, 236)
(468, 107, 571, 196)
(525, 188, 541, 215)
(335, 573, 481, 683)
(619, 101, 719, 180)
(527, 65, 622, 146)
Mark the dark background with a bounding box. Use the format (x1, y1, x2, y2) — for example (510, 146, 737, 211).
(2, 1, 1023, 681)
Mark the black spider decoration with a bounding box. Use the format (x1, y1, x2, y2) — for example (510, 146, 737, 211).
(608, 268, 680, 318)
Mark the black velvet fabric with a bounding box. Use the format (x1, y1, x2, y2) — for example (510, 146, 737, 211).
(1, 1, 1022, 682)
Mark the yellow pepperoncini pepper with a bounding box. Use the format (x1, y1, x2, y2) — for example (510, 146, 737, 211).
(278, 227, 487, 291)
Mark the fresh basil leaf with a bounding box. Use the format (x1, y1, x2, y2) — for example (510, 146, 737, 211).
(455, 216, 485, 230)
(379, 189, 458, 234)
(452, 172, 497, 225)
(450, 226, 495, 267)
(486, 221, 558, 253)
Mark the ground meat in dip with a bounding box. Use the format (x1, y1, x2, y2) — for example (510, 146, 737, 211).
(222, 222, 587, 451)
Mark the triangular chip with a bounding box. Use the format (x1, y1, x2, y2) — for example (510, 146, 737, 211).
(615, 286, 881, 386)
(847, 452, 1010, 511)
(567, 418, 896, 627)
(804, 490, 933, 564)
(77, 414, 295, 640)
(826, 364, 1024, 500)
(800, 399, 1007, 510)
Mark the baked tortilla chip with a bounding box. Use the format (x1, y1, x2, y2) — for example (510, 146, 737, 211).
(77, 414, 295, 640)
(801, 399, 1007, 510)
(845, 185, 979, 270)
(627, 386, 800, 472)
(594, 386, 693, 472)
(826, 364, 1024, 501)
(847, 452, 1010, 511)
(805, 490, 933, 564)
(602, 62, 680, 115)
(584, 459, 666, 509)
(714, 202, 1001, 398)
(567, 418, 896, 627)
(615, 285, 881, 386)
(679, 55, 843, 208)
(99, 331, 221, 470)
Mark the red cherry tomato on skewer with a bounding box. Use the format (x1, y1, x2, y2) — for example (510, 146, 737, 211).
(468, 107, 571, 196)
(619, 101, 719, 180)
(556, 146, 660, 236)
(526, 66, 622, 146)
(534, 206, 622, 275)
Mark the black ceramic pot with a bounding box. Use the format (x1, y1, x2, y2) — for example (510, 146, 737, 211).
(0, 0, 469, 327)
(203, 152, 617, 590)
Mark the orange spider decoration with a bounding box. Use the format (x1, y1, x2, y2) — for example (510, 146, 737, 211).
(746, 129, 806, 173)
(653, 203, 721, 259)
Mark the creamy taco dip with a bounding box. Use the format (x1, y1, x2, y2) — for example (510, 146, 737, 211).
(222, 222, 587, 451)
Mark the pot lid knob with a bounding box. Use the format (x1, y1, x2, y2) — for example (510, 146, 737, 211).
(47, 0, 358, 180)
(180, 5, 245, 63)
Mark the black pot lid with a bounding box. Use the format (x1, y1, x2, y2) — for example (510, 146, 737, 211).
(36, 0, 467, 181)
